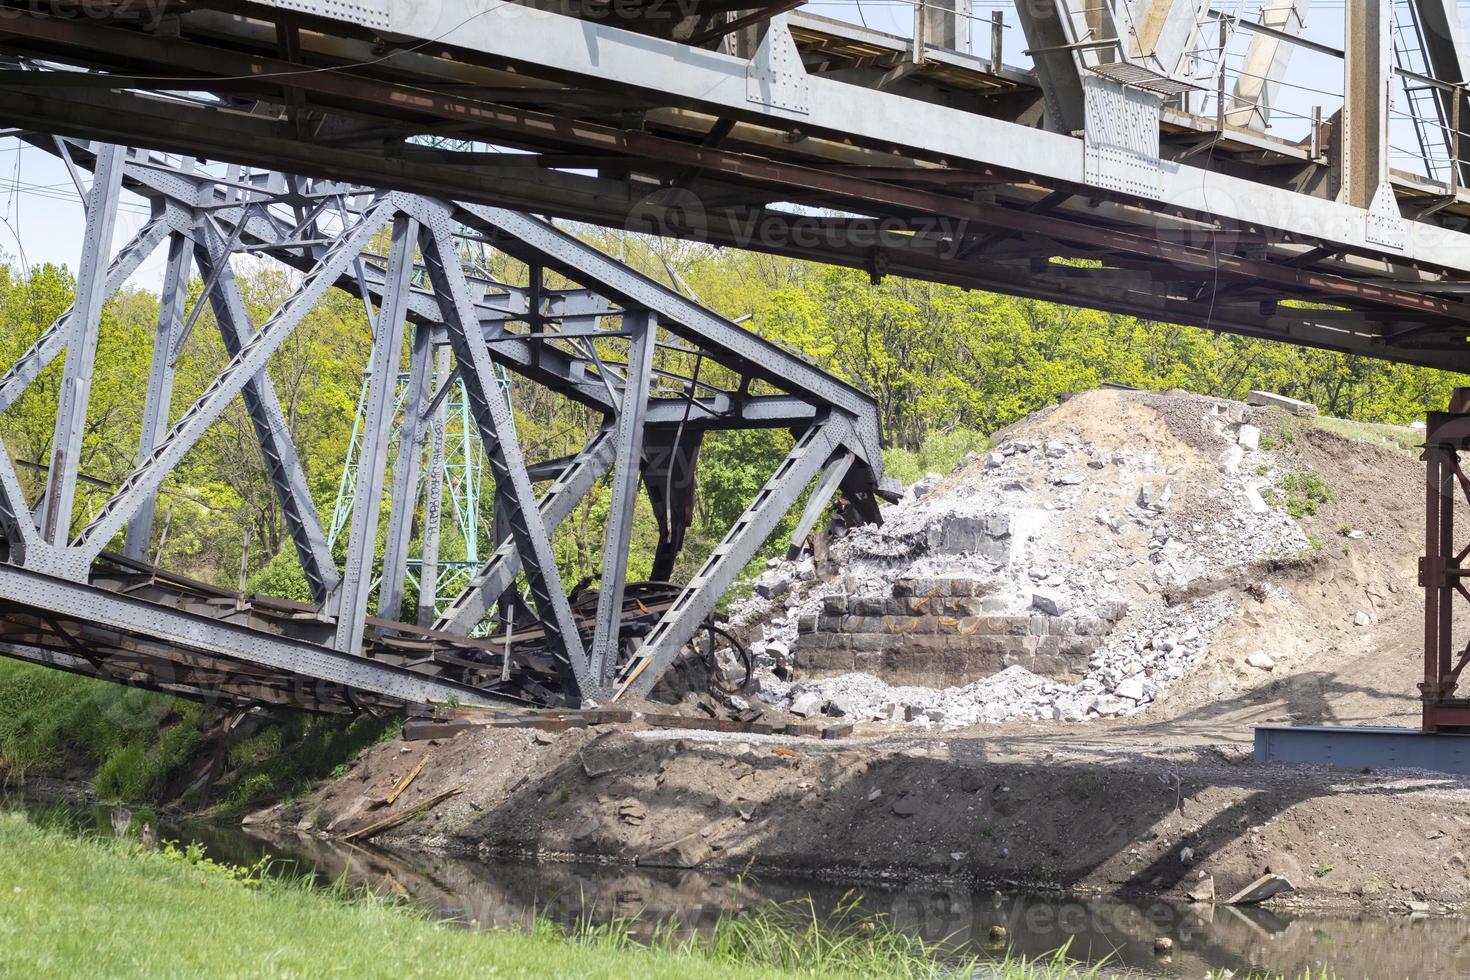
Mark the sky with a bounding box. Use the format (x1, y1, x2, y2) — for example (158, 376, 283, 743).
(1, 0, 1467, 294)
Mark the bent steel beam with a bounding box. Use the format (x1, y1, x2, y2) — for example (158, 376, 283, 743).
(615, 415, 853, 698)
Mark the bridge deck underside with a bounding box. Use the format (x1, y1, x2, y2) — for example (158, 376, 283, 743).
(0, 2, 1466, 370)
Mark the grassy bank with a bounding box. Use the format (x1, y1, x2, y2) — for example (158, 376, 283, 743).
(0, 660, 395, 811)
(0, 811, 1102, 979)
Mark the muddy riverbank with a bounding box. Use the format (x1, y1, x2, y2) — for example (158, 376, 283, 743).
(251, 715, 1470, 919)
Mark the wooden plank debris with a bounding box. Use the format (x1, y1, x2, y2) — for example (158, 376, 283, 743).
(343, 785, 464, 841)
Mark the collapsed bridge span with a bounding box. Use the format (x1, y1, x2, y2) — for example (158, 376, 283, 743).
(0, 139, 890, 712)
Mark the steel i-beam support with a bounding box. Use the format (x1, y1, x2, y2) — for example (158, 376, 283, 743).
(1343, 0, 1392, 210)
(416, 347, 452, 627)
(123, 230, 191, 562)
(75, 199, 395, 566)
(589, 311, 656, 687)
(434, 425, 617, 635)
(786, 448, 854, 560)
(1419, 389, 1470, 731)
(378, 319, 437, 622)
(39, 142, 123, 545)
(195, 224, 340, 602)
(333, 212, 418, 653)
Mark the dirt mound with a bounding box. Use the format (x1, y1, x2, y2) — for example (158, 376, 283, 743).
(735, 388, 1423, 729)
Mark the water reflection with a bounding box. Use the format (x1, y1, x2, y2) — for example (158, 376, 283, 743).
(11, 797, 1470, 979)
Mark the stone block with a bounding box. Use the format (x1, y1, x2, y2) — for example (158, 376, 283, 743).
(796, 614, 818, 636)
(1247, 390, 1318, 416)
(839, 614, 884, 634)
(905, 594, 935, 614)
(795, 644, 856, 675)
(934, 616, 962, 635)
(1032, 590, 1070, 616)
(849, 598, 886, 617)
(850, 633, 895, 653)
(817, 614, 842, 633)
(881, 615, 924, 636)
(973, 614, 1031, 636)
(822, 595, 848, 616)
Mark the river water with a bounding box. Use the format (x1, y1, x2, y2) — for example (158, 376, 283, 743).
(10, 797, 1470, 979)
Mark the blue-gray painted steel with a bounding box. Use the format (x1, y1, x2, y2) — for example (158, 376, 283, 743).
(1255, 725, 1470, 776)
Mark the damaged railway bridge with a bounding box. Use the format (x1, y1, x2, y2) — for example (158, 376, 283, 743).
(0, 138, 891, 714)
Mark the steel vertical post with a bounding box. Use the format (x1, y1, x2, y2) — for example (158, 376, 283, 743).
(40, 142, 123, 545)
(333, 213, 418, 653)
(416, 346, 452, 627)
(416, 208, 594, 699)
(123, 231, 190, 562)
(589, 311, 656, 686)
(378, 321, 437, 622)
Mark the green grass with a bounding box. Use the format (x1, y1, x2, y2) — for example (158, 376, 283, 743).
(1312, 415, 1421, 455)
(0, 659, 398, 811)
(1266, 471, 1332, 519)
(0, 658, 196, 793)
(0, 810, 1103, 979)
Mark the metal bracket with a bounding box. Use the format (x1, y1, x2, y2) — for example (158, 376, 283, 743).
(1082, 75, 1162, 198)
(746, 16, 810, 116)
(1365, 182, 1407, 250)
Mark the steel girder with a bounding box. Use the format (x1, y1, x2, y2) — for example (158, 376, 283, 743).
(0, 138, 886, 709)
(0, 4, 1467, 372)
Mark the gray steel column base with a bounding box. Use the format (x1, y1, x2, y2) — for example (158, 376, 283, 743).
(1255, 725, 1470, 776)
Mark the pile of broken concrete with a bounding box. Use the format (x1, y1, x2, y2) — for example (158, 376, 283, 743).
(734, 387, 1314, 726)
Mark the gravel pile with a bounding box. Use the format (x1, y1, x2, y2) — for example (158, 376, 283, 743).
(730, 388, 1316, 727)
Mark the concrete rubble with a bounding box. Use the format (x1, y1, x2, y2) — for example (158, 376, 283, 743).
(729, 388, 1315, 727)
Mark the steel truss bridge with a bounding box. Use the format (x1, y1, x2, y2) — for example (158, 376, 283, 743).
(0, 139, 888, 711)
(0, 0, 1469, 723)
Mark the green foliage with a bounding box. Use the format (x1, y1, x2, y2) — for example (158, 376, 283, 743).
(0, 233, 1465, 816)
(0, 659, 182, 793)
(1274, 471, 1333, 519)
(95, 714, 202, 804)
(0, 808, 1126, 978)
(216, 711, 401, 813)
(0, 656, 394, 810)
(0, 811, 775, 979)
(882, 428, 991, 486)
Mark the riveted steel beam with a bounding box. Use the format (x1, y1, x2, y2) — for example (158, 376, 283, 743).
(615, 415, 853, 698)
(195, 223, 341, 603)
(75, 198, 396, 564)
(333, 212, 419, 655)
(589, 311, 657, 687)
(435, 426, 618, 637)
